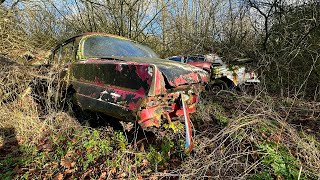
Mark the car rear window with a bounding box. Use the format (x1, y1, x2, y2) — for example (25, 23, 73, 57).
(83, 35, 158, 58)
(187, 56, 205, 62)
(169, 56, 182, 62)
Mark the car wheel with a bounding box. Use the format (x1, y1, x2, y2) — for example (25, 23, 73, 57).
(205, 81, 227, 93)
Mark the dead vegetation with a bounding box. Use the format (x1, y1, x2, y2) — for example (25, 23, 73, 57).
(177, 92, 320, 179)
(1, 0, 320, 179)
(0, 64, 319, 179)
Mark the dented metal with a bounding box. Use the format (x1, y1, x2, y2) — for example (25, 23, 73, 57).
(212, 62, 260, 87)
(168, 54, 260, 89)
(45, 33, 209, 152)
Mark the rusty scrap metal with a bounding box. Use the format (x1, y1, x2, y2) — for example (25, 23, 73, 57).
(168, 54, 260, 89)
(34, 32, 209, 152)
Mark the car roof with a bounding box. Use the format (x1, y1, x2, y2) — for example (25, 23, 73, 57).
(52, 32, 131, 52)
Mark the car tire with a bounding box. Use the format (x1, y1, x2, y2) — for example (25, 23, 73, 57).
(205, 81, 228, 93)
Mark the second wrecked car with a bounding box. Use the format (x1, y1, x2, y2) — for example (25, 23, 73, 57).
(41, 33, 209, 152)
(168, 54, 260, 91)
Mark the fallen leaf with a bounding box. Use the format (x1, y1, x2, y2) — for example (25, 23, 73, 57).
(272, 134, 281, 143)
(81, 170, 92, 179)
(140, 143, 145, 152)
(60, 159, 74, 169)
(45, 173, 53, 178)
(118, 172, 127, 178)
(141, 159, 149, 167)
(65, 169, 75, 174)
(261, 132, 267, 139)
(98, 172, 107, 180)
(54, 173, 63, 180)
(44, 161, 59, 169)
(149, 174, 157, 180)
(65, 150, 76, 158)
(111, 167, 117, 174)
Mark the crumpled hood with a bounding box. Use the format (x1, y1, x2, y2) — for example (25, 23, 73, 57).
(110, 56, 209, 87)
(187, 61, 213, 71)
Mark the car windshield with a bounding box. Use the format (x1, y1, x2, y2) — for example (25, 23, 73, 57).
(83, 35, 159, 58)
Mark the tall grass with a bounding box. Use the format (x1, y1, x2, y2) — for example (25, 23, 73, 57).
(1, 65, 319, 179)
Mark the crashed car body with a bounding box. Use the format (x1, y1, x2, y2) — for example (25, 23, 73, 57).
(168, 54, 260, 90)
(46, 33, 208, 151)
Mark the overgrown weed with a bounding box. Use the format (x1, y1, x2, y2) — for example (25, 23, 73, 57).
(169, 92, 320, 179)
(0, 65, 320, 179)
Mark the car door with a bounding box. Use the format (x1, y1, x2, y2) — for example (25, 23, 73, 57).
(68, 35, 158, 121)
(49, 40, 77, 104)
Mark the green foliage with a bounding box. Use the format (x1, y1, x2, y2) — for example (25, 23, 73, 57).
(212, 103, 230, 126)
(79, 129, 112, 170)
(251, 170, 273, 180)
(147, 145, 164, 169)
(20, 172, 30, 180)
(0, 171, 14, 180)
(0, 155, 15, 179)
(114, 131, 127, 151)
(160, 137, 175, 160)
(19, 144, 38, 166)
(146, 138, 175, 168)
(256, 142, 301, 179)
(163, 122, 184, 133)
(215, 111, 230, 126)
(146, 136, 188, 172)
(134, 152, 144, 167)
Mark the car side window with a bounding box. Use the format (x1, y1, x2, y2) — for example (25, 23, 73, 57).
(186, 56, 204, 62)
(186, 56, 195, 62)
(51, 41, 75, 65)
(60, 42, 75, 64)
(52, 48, 60, 64)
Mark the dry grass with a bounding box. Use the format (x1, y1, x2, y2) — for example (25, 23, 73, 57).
(0, 60, 320, 179)
(161, 92, 320, 179)
(0, 19, 319, 177)
(0, 54, 319, 179)
(1, 3, 320, 179)
(0, 62, 78, 145)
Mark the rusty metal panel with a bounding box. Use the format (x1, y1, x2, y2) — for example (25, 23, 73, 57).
(70, 61, 155, 120)
(43, 33, 211, 153)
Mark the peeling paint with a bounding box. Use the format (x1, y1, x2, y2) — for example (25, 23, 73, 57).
(115, 64, 123, 72)
(48, 33, 209, 153)
(168, 55, 260, 87)
(98, 90, 109, 101)
(135, 65, 149, 81)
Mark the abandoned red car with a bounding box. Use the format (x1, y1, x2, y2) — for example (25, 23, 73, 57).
(47, 33, 209, 151)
